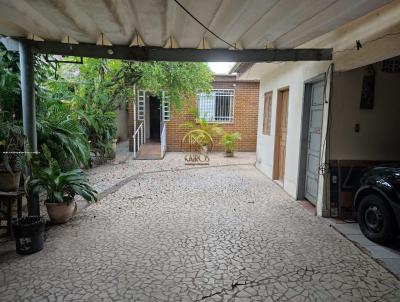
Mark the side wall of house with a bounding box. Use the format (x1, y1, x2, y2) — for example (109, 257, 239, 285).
(243, 0, 400, 216)
(166, 78, 259, 152)
(256, 61, 331, 199)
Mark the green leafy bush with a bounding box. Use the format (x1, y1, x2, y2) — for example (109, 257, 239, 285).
(78, 109, 116, 158)
(28, 145, 97, 204)
(36, 103, 90, 170)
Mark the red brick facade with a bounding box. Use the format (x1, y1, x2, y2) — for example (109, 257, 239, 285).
(128, 75, 259, 152)
(166, 75, 259, 151)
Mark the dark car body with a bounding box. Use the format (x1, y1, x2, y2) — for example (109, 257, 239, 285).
(354, 163, 400, 227)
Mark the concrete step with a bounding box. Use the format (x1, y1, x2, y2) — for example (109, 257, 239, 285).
(136, 143, 162, 160)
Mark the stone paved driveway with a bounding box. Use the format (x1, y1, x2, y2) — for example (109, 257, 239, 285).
(1, 153, 400, 301)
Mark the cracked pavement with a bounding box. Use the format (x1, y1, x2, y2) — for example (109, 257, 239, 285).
(0, 153, 400, 301)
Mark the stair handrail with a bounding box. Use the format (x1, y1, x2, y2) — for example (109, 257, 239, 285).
(133, 122, 144, 158)
(160, 122, 167, 157)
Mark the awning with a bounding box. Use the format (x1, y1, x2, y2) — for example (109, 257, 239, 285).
(0, 0, 392, 50)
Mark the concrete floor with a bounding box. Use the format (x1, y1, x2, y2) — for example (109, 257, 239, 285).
(0, 152, 400, 301)
(331, 220, 400, 278)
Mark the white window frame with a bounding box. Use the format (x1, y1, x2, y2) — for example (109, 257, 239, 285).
(197, 89, 235, 123)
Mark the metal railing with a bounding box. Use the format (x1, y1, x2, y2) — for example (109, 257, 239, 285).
(160, 122, 167, 158)
(133, 122, 144, 158)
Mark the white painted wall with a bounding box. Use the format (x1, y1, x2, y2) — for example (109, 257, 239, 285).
(256, 61, 331, 199)
(331, 61, 400, 161)
(243, 0, 400, 216)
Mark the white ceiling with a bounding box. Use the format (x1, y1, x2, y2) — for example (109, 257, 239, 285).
(0, 0, 393, 49)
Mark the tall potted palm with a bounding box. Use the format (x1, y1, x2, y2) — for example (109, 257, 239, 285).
(28, 145, 97, 224)
(181, 107, 223, 151)
(221, 132, 241, 157)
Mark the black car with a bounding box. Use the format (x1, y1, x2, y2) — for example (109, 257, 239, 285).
(354, 163, 400, 243)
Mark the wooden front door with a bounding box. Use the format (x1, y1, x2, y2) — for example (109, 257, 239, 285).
(273, 89, 289, 182)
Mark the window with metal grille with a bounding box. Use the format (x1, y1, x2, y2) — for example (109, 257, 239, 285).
(197, 89, 234, 123)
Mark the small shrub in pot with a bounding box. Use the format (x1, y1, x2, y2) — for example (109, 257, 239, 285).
(221, 132, 241, 157)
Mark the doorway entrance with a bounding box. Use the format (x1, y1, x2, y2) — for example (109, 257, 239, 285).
(304, 80, 324, 204)
(149, 96, 161, 141)
(273, 88, 289, 183)
(298, 77, 325, 205)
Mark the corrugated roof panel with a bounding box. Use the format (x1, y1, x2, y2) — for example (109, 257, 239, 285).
(0, 0, 393, 49)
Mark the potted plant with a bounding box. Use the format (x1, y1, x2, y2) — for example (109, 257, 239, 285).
(221, 132, 241, 157)
(0, 113, 23, 191)
(28, 145, 97, 224)
(181, 107, 223, 151)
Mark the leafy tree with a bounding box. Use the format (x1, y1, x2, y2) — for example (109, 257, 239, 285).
(51, 59, 213, 110)
(136, 61, 213, 109)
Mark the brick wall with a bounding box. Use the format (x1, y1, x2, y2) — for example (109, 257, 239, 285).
(166, 76, 259, 152)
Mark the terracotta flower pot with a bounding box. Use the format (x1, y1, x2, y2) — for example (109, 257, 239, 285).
(0, 170, 21, 191)
(224, 151, 234, 157)
(45, 201, 76, 224)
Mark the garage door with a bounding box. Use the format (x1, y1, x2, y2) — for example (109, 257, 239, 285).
(304, 80, 325, 204)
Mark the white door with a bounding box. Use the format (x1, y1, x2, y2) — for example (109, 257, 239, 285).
(304, 80, 324, 204)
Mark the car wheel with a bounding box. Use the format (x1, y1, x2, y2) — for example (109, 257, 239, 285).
(357, 194, 397, 244)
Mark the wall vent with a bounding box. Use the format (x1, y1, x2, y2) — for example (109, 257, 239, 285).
(382, 58, 400, 73)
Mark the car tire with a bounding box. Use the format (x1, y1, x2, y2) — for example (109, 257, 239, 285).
(358, 194, 397, 244)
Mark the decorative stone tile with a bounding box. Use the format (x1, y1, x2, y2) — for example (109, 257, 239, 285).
(0, 153, 399, 301)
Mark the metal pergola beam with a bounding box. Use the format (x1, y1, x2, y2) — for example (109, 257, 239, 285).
(2, 38, 333, 62)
